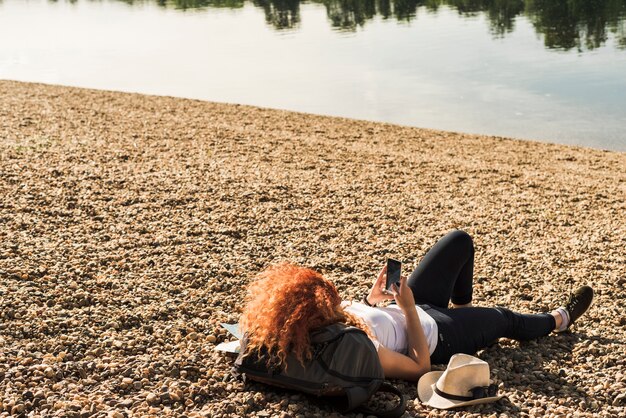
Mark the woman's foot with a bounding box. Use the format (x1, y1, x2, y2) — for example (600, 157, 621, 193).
(553, 285, 594, 332)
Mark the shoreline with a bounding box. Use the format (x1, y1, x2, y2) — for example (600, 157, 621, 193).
(4, 78, 623, 154)
(1, 80, 624, 417)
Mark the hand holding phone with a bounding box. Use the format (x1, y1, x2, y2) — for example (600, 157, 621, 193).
(385, 258, 402, 292)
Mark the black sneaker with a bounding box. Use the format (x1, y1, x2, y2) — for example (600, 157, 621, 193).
(564, 285, 594, 328)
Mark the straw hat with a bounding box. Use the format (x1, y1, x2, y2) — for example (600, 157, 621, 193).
(417, 354, 503, 409)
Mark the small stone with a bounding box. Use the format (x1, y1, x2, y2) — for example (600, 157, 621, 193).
(146, 393, 159, 405)
(612, 393, 626, 406)
(11, 404, 25, 414)
(44, 367, 55, 378)
(207, 335, 217, 344)
(107, 411, 123, 418)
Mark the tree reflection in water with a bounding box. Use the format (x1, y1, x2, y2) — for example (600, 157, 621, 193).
(527, 0, 626, 51)
(101, 0, 626, 51)
(253, 0, 301, 30)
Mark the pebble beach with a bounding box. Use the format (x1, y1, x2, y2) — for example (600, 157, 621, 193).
(0, 80, 624, 417)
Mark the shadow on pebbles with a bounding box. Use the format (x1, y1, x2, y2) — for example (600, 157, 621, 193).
(0, 81, 624, 417)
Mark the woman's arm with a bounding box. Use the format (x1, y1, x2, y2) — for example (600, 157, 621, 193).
(377, 276, 431, 381)
(402, 300, 431, 376)
(377, 345, 430, 381)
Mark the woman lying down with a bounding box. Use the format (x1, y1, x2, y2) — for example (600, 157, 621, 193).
(239, 230, 593, 383)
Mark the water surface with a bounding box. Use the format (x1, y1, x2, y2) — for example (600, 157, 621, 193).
(1, 0, 625, 150)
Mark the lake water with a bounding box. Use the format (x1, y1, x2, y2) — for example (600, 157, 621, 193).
(1, 0, 625, 151)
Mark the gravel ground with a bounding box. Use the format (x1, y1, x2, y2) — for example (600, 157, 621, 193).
(0, 80, 624, 417)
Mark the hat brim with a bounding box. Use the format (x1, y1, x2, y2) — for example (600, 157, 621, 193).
(417, 371, 504, 410)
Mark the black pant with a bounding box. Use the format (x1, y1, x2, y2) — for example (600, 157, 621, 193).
(407, 230, 556, 364)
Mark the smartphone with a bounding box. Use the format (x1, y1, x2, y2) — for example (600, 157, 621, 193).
(385, 258, 402, 292)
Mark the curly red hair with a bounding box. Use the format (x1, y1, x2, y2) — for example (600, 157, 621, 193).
(239, 263, 371, 366)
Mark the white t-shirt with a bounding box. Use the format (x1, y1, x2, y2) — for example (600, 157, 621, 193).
(343, 301, 438, 355)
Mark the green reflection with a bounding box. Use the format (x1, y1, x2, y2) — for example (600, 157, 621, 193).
(526, 0, 626, 51)
(82, 0, 626, 50)
(442, 0, 526, 36)
(253, 0, 301, 29)
(316, 0, 377, 30)
(109, 0, 245, 9)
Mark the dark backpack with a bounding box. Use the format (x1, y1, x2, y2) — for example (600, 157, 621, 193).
(235, 323, 406, 417)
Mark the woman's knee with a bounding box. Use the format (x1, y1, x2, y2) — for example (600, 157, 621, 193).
(444, 229, 474, 253)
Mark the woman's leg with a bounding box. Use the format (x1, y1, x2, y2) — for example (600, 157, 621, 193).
(407, 230, 474, 308)
(427, 306, 556, 364)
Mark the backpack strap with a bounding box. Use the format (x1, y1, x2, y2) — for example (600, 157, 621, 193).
(355, 382, 406, 418)
(327, 380, 379, 412)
